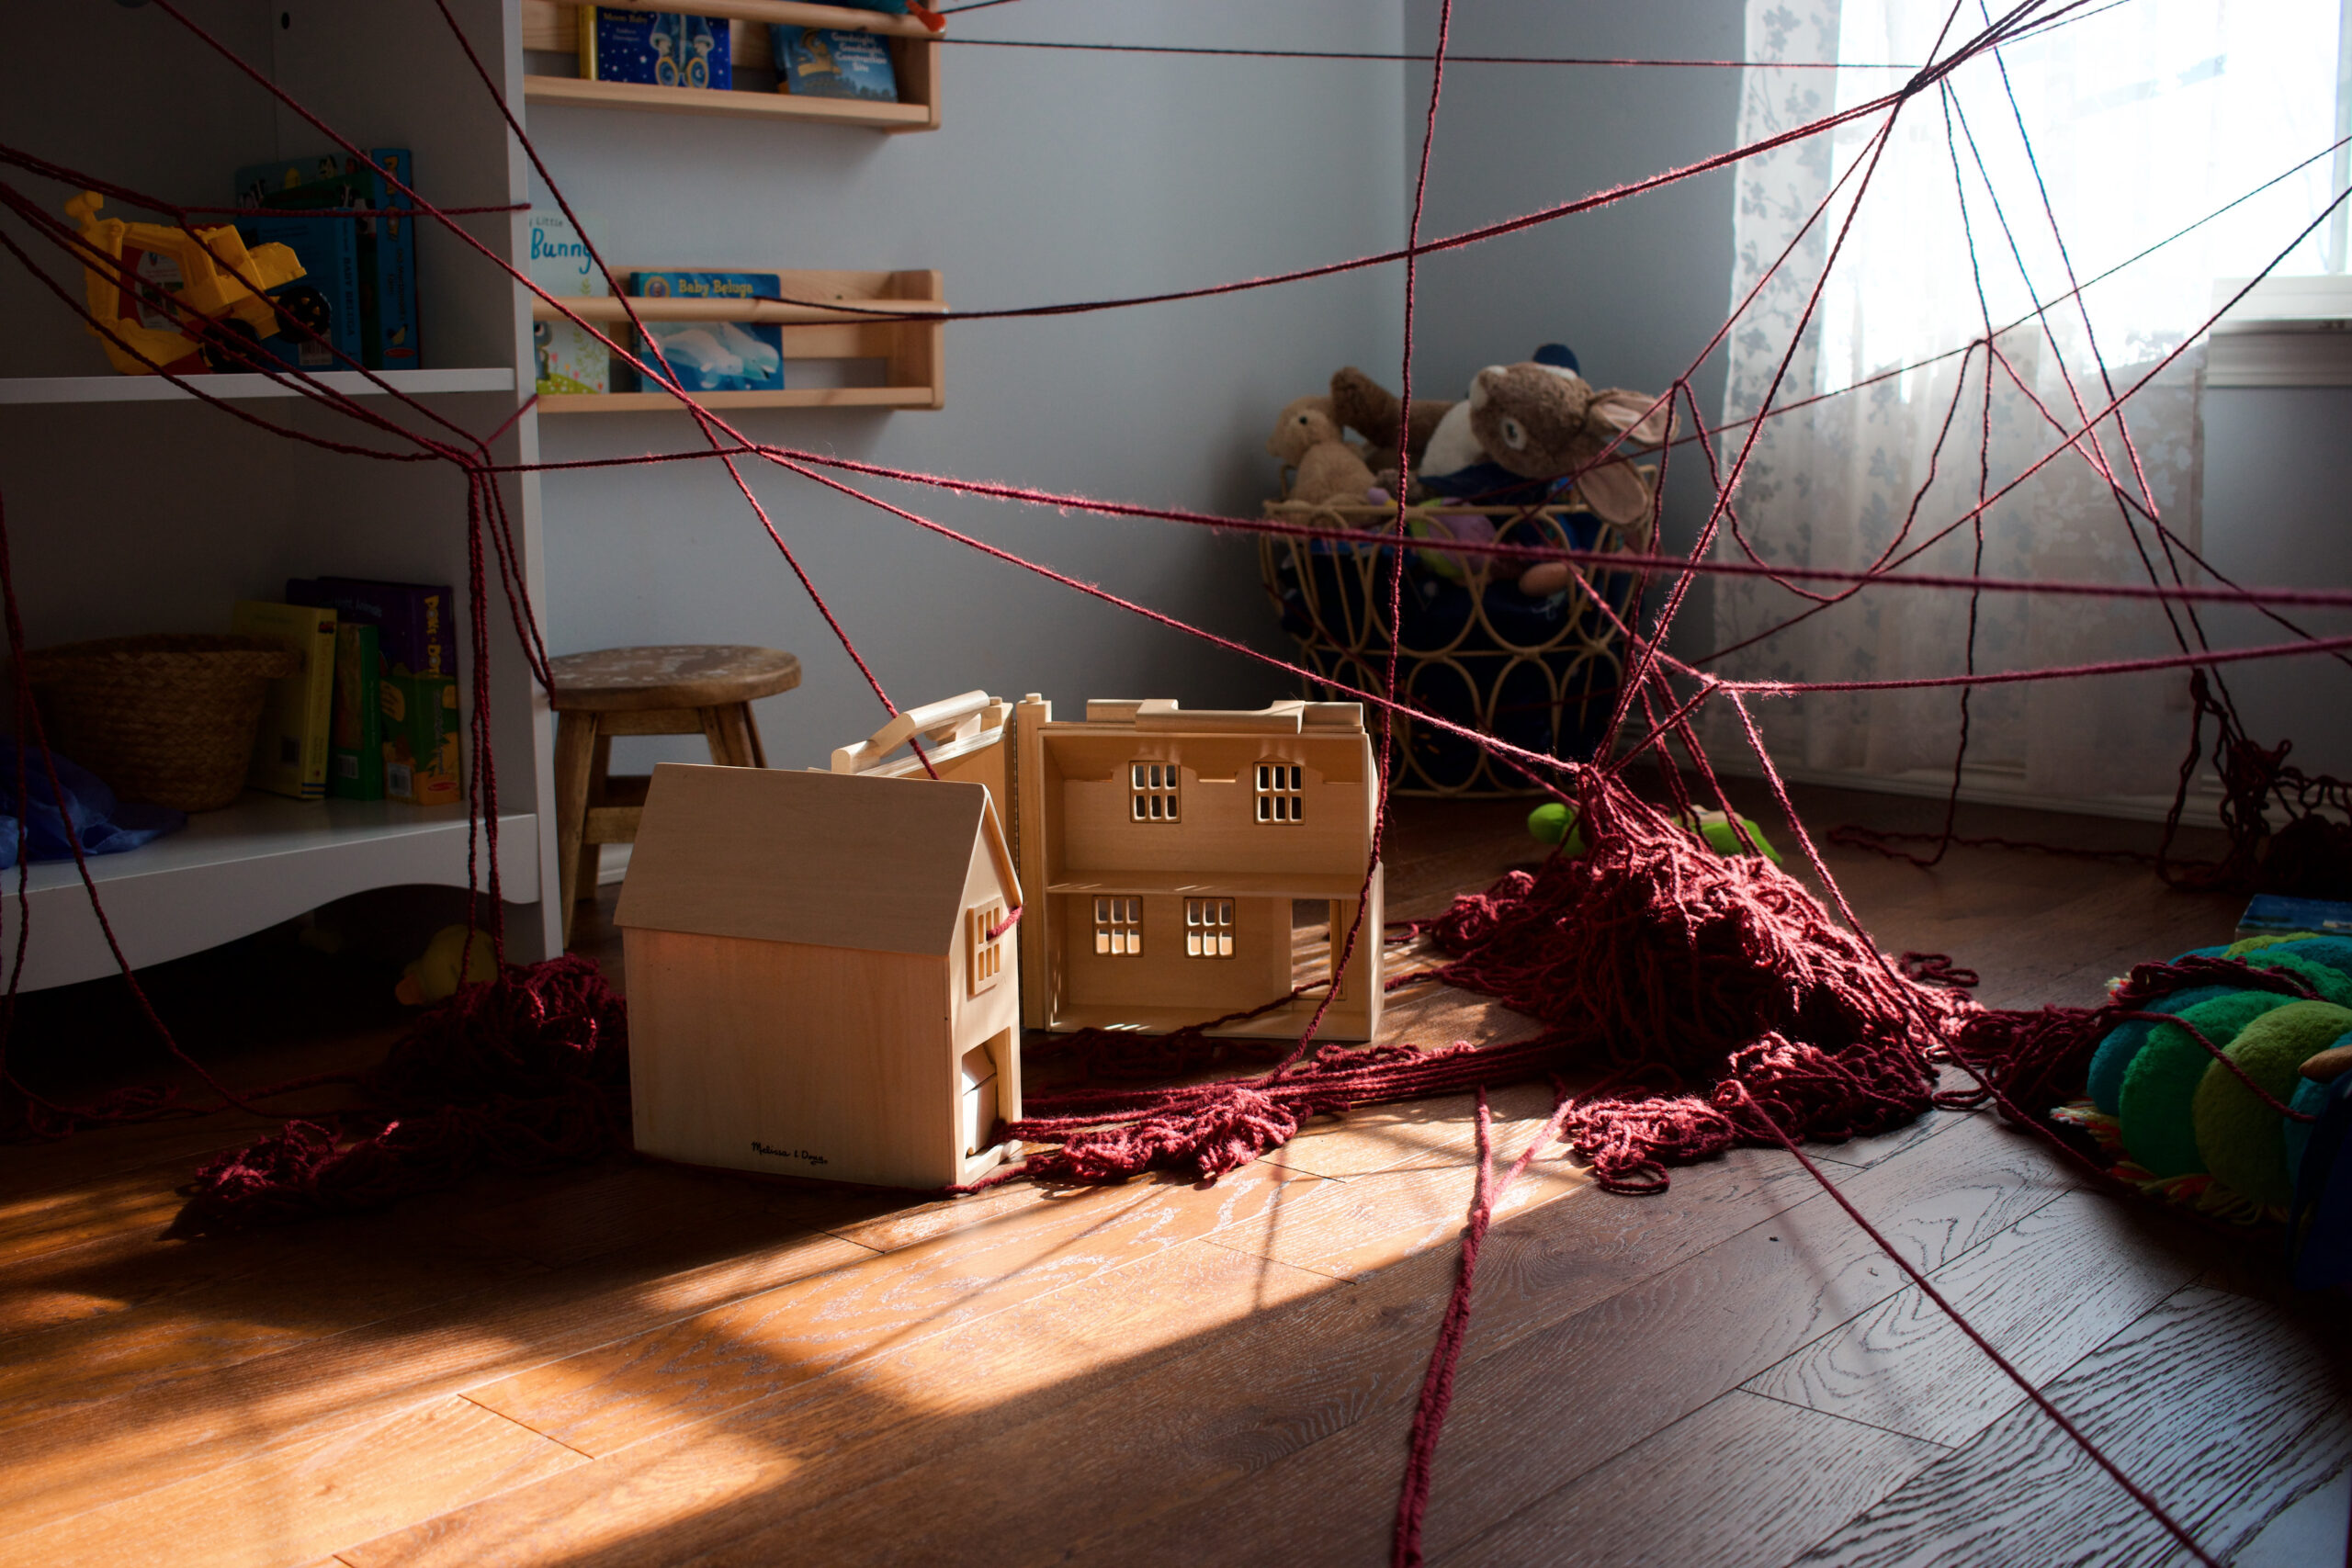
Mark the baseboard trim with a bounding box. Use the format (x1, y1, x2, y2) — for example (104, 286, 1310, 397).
(1702, 755, 2230, 830)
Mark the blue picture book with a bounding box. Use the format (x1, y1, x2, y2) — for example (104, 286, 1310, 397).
(232, 150, 418, 371)
(231, 156, 364, 372)
(771, 26, 899, 102)
(581, 9, 730, 90)
(355, 149, 421, 371)
(2238, 894, 2352, 940)
(627, 271, 784, 393)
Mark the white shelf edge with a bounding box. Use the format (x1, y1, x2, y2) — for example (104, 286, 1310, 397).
(0, 367, 518, 406)
(12, 796, 541, 991)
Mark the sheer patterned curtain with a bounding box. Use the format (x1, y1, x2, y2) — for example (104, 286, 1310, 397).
(1713, 0, 2345, 800)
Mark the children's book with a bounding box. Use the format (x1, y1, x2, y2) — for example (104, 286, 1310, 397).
(286, 577, 453, 680)
(287, 578, 460, 806)
(379, 671, 461, 807)
(625, 271, 785, 393)
(528, 209, 610, 395)
(231, 600, 338, 800)
(351, 148, 421, 371)
(232, 150, 418, 371)
(230, 159, 362, 371)
(328, 622, 385, 801)
(771, 26, 899, 101)
(580, 9, 730, 89)
(2237, 894, 2352, 940)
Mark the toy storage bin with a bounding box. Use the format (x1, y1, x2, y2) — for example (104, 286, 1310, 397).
(21, 635, 300, 811)
(1258, 493, 1642, 796)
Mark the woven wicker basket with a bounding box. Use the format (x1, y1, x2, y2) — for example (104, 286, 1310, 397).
(22, 635, 300, 811)
(1259, 483, 1647, 796)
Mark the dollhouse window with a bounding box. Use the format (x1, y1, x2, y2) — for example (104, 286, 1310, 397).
(1254, 762, 1306, 824)
(1184, 898, 1235, 958)
(1131, 762, 1180, 822)
(968, 901, 1007, 995)
(1093, 896, 1144, 955)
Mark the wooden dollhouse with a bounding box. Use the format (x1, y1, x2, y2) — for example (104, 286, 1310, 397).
(831, 691, 1384, 1042)
(616, 762, 1023, 1189)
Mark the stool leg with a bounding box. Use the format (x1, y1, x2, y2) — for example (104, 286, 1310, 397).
(699, 705, 757, 769)
(553, 711, 597, 950)
(718, 704, 759, 768)
(575, 732, 611, 921)
(741, 702, 770, 769)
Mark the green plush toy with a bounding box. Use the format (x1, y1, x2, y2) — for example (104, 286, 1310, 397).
(2190, 1000, 2352, 1210)
(1526, 802, 1781, 864)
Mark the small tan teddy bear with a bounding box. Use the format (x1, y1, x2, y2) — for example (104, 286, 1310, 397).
(1266, 394, 1381, 511)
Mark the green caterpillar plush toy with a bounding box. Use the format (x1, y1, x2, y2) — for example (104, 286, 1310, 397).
(2073, 933, 2352, 1229)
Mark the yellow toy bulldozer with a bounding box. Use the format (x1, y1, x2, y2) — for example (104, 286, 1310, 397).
(64, 191, 313, 376)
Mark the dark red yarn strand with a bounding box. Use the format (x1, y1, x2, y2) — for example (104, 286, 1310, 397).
(1393, 1090, 1494, 1568)
(0, 4, 2291, 1562)
(1281, 0, 1453, 1077)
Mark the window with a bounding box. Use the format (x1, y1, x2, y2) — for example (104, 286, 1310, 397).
(967, 901, 1006, 995)
(1131, 761, 1179, 822)
(1184, 898, 1235, 958)
(1093, 896, 1143, 955)
(1255, 762, 1305, 824)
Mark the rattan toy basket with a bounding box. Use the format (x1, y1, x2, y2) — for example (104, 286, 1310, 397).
(1259, 479, 1649, 796)
(21, 634, 300, 811)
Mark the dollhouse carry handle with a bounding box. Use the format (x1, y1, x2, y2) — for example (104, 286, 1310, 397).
(831, 689, 994, 774)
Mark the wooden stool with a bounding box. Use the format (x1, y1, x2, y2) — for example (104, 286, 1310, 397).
(549, 644, 801, 948)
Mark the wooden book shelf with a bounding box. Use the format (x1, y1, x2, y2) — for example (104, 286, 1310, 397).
(534, 267, 945, 413)
(521, 0, 940, 131)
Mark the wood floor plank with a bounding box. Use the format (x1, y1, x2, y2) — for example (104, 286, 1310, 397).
(1741, 1189, 2207, 1449)
(338, 1235, 1345, 1568)
(0, 1153, 228, 1270)
(462, 1159, 1328, 1456)
(0, 1217, 294, 1343)
(0, 1219, 541, 1437)
(808, 1163, 1101, 1254)
(0, 1098, 341, 1207)
(1792, 1285, 2352, 1568)
(0, 1394, 582, 1568)
(1210, 1155, 1588, 1283)
(1804, 1101, 1974, 1173)
(1262, 1079, 1563, 1181)
(354, 1145, 1816, 1568)
(1039, 1112, 2078, 1568)
(1435, 1391, 1946, 1568)
(440, 1157, 862, 1271)
(664, 1121, 2056, 1568)
(2232, 1463, 2350, 1568)
(0, 1223, 872, 1540)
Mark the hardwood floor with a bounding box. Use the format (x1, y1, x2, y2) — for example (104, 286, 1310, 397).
(2, 782, 2346, 1568)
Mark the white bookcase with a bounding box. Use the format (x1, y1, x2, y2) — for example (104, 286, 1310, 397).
(0, 0, 560, 988)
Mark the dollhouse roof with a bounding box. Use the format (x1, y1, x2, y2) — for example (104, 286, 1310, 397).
(616, 764, 1017, 957)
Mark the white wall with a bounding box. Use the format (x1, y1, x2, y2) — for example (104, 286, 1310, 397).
(2198, 387, 2352, 781)
(1399, 0, 1745, 659)
(530, 1, 1409, 772)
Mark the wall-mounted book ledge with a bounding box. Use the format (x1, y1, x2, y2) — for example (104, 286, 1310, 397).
(521, 1, 940, 131)
(533, 267, 945, 413)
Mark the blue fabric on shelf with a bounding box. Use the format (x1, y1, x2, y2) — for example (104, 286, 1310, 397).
(0, 739, 187, 870)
